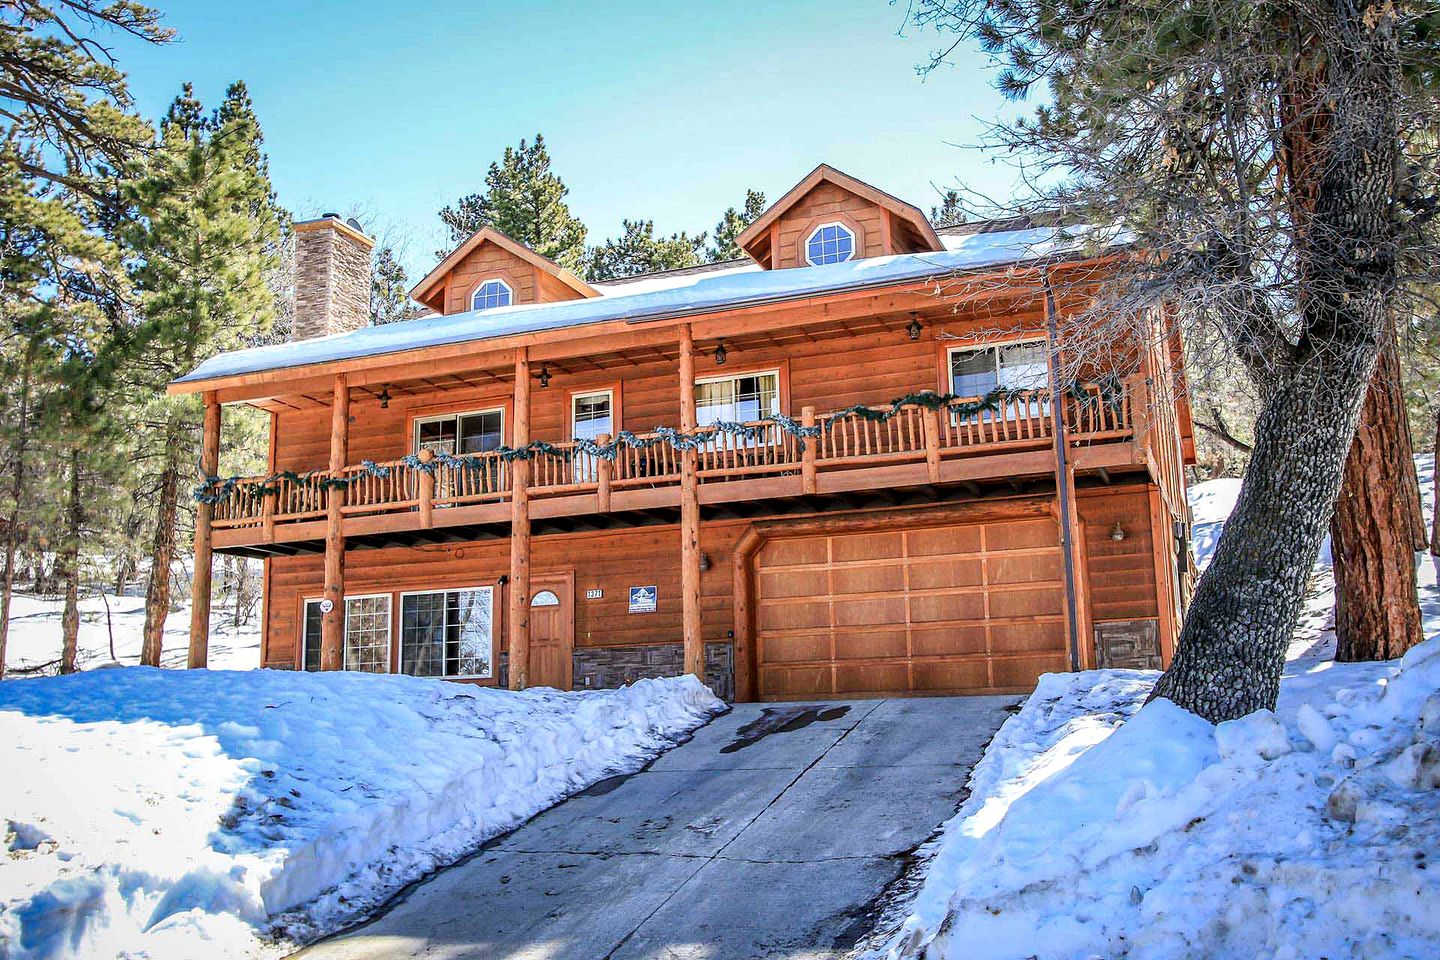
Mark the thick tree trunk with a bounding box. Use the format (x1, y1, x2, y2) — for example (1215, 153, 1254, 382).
(59, 448, 84, 674)
(141, 426, 184, 667)
(1431, 411, 1440, 557)
(1152, 363, 1376, 719)
(1152, 0, 1397, 721)
(1331, 335, 1425, 661)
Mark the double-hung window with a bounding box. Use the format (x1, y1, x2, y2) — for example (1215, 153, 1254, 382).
(400, 586, 494, 679)
(948, 341, 1050, 422)
(414, 408, 504, 456)
(695, 371, 781, 427)
(570, 390, 614, 482)
(300, 594, 392, 673)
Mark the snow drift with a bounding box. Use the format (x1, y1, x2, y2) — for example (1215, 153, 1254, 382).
(0, 668, 724, 959)
(870, 458, 1440, 959)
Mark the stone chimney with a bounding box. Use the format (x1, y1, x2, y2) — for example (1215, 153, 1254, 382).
(293, 214, 375, 340)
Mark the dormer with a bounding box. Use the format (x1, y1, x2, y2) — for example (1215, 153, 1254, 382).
(410, 227, 599, 315)
(736, 164, 944, 270)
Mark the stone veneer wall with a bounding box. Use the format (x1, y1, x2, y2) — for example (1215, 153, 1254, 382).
(572, 643, 735, 702)
(293, 218, 374, 341)
(1093, 618, 1163, 670)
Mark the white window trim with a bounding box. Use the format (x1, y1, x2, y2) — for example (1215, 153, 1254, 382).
(469, 277, 514, 311)
(398, 585, 496, 680)
(694, 368, 783, 420)
(803, 221, 857, 266)
(570, 388, 615, 440)
(301, 593, 393, 672)
(945, 338, 1051, 396)
(412, 406, 506, 456)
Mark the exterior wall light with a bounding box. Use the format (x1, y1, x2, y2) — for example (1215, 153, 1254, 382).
(714, 341, 728, 366)
(538, 366, 551, 388)
(378, 387, 391, 409)
(699, 552, 711, 572)
(1111, 522, 1126, 542)
(907, 317, 922, 341)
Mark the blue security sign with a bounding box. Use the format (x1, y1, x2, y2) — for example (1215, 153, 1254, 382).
(628, 585, 658, 614)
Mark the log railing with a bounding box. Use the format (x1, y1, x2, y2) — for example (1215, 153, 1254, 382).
(207, 382, 1135, 533)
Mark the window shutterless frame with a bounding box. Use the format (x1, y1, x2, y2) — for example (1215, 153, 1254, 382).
(468, 277, 514, 312)
(944, 337, 1052, 424)
(803, 221, 857, 266)
(412, 406, 507, 456)
(299, 593, 393, 673)
(397, 585, 497, 680)
(693, 368, 784, 422)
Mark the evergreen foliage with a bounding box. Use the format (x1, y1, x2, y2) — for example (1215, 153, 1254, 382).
(584, 218, 706, 281)
(370, 245, 415, 324)
(437, 134, 587, 272)
(707, 189, 766, 261)
(929, 189, 965, 228)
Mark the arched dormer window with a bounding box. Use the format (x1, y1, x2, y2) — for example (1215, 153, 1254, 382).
(470, 278, 513, 311)
(804, 222, 856, 266)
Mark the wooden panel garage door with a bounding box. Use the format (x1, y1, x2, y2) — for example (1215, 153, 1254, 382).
(755, 517, 1069, 699)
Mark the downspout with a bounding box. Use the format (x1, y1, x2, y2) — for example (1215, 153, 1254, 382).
(1044, 271, 1083, 673)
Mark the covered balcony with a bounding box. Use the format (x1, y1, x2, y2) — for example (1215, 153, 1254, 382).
(203, 380, 1143, 557)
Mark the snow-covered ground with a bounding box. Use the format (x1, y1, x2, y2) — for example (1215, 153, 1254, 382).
(5, 589, 261, 675)
(0, 669, 724, 959)
(871, 455, 1440, 960)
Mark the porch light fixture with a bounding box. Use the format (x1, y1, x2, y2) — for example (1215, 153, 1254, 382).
(377, 387, 391, 409)
(1110, 522, 1126, 542)
(907, 317, 922, 341)
(699, 552, 711, 572)
(538, 366, 551, 388)
(714, 341, 728, 366)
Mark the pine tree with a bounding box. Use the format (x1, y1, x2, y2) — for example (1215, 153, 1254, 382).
(0, 148, 122, 678)
(930, 190, 966, 228)
(585, 219, 706, 281)
(371, 245, 416, 323)
(123, 82, 280, 667)
(437, 134, 587, 272)
(707, 189, 766, 261)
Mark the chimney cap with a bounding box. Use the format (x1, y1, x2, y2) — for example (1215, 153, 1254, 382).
(293, 213, 375, 249)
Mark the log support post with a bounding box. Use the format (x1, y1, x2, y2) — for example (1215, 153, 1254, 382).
(800, 406, 817, 495)
(596, 432, 613, 512)
(418, 448, 435, 528)
(508, 348, 532, 690)
(679, 324, 704, 681)
(187, 391, 221, 669)
(922, 405, 942, 483)
(320, 374, 348, 671)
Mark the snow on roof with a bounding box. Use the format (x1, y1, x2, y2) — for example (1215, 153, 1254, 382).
(176, 226, 1105, 386)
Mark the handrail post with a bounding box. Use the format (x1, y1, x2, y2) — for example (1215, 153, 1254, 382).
(418, 448, 435, 528)
(596, 432, 613, 512)
(800, 406, 818, 494)
(262, 485, 276, 541)
(922, 405, 942, 483)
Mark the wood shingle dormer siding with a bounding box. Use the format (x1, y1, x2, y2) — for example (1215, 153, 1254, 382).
(408, 227, 598, 315)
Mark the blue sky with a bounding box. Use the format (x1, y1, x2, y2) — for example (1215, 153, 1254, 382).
(111, 0, 1027, 278)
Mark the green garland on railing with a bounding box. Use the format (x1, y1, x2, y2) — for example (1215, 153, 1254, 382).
(193, 380, 1123, 506)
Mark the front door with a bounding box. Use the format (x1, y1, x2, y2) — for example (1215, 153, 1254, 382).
(528, 573, 574, 690)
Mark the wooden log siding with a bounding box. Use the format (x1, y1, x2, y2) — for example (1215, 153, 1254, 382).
(204, 384, 1137, 533)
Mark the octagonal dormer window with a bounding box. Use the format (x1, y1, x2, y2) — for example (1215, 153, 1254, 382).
(804, 222, 856, 266)
(471, 278, 513, 311)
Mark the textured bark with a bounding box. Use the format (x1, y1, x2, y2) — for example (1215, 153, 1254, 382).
(141, 426, 184, 667)
(59, 448, 83, 674)
(1152, 1, 1398, 721)
(1432, 411, 1440, 557)
(1331, 334, 1425, 661)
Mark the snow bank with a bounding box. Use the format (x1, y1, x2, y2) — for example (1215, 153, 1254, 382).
(0, 668, 724, 959)
(873, 455, 1440, 959)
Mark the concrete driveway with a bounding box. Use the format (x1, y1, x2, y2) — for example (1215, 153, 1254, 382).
(297, 694, 1020, 960)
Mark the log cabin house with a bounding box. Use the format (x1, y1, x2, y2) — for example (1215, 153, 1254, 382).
(171, 164, 1195, 701)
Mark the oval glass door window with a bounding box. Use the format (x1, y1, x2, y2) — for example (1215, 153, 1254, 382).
(530, 590, 561, 608)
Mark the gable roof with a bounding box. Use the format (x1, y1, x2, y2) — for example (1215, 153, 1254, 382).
(408, 226, 600, 304)
(175, 225, 1119, 390)
(736, 164, 945, 261)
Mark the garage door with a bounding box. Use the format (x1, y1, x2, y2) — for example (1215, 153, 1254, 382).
(755, 518, 1070, 699)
